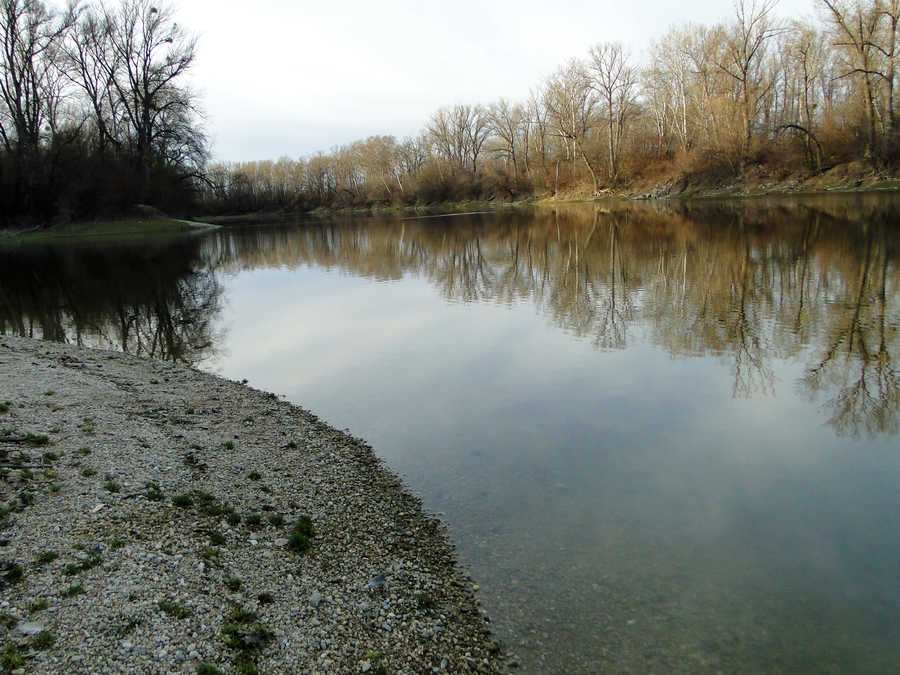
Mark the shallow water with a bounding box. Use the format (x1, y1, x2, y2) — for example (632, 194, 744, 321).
(3, 196, 900, 672)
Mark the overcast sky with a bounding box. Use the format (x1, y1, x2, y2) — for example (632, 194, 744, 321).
(176, 0, 820, 162)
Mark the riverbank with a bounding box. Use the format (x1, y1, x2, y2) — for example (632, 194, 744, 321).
(0, 218, 218, 246)
(0, 336, 507, 673)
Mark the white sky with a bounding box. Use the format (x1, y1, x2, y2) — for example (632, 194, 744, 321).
(176, 0, 820, 162)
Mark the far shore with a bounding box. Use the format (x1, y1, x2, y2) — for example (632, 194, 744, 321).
(3, 163, 900, 243)
(0, 336, 509, 673)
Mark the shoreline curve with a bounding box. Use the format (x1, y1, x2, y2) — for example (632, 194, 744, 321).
(0, 336, 509, 673)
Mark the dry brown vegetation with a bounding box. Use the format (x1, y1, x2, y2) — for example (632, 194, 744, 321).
(199, 0, 900, 212)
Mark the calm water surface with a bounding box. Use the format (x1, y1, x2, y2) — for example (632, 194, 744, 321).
(3, 197, 899, 673)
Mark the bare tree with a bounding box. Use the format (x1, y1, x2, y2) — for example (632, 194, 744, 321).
(715, 0, 783, 157)
(426, 103, 490, 176)
(588, 42, 638, 182)
(819, 0, 894, 157)
(0, 0, 76, 152)
(487, 98, 525, 182)
(544, 60, 600, 193)
(102, 0, 203, 180)
(62, 6, 121, 153)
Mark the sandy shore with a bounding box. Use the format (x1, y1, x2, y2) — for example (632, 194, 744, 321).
(0, 336, 508, 673)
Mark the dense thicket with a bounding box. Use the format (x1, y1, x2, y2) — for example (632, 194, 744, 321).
(201, 0, 900, 212)
(0, 0, 205, 227)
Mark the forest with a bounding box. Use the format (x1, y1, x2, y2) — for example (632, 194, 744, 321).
(0, 0, 204, 227)
(4, 0, 900, 225)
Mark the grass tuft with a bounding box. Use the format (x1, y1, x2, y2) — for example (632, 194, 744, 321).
(158, 600, 191, 619)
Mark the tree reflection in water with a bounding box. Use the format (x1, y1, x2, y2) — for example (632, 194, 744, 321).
(0, 239, 223, 365)
(200, 195, 898, 437)
(2, 196, 896, 435)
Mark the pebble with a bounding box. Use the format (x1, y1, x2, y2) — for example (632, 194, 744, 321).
(0, 336, 507, 674)
(17, 621, 43, 636)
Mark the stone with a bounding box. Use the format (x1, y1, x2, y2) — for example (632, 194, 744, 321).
(17, 621, 43, 636)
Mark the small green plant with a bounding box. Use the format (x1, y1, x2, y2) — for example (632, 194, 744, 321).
(42, 451, 61, 462)
(110, 539, 126, 550)
(247, 471, 261, 481)
(49, 484, 61, 493)
(225, 577, 242, 591)
(196, 665, 222, 675)
(80, 467, 97, 478)
(29, 598, 50, 612)
(63, 584, 85, 597)
(104, 481, 121, 493)
(235, 659, 258, 675)
(35, 550, 59, 565)
(196, 492, 221, 516)
(200, 547, 218, 560)
(77, 447, 92, 455)
(226, 511, 241, 526)
(0, 401, 10, 414)
(43, 469, 58, 479)
(226, 607, 257, 625)
(257, 592, 274, 605)
(32, 630, 55, 649)
(0, 613, 16, 629)
(145, 482, 164, 501)
(266, 514, 284, 528)
(63, 554, 102, 575)
(414, 592, 435, 609)
(0, 645, 24, 670)
(172, 494, 193, 508)
(158, 600, 191, 619)
(25, 433, 49, 446)
(260, 485, 271, 494)
(44, 390, 56, 396)
(20, 468, 34, 481)
(48, 426, 60, 434)
(209, 531, 226, 546)
(222, 441, 235, 450)
(286, 441, 298, 450)
(220, 607, 273, 657)
(115, 615, 141, 637)
(287, 515, 315, 554)
(1, 562, 24, 584)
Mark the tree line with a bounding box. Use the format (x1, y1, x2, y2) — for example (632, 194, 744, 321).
(0, 0, 204, 227)
(201, 0, 900, 213)
(6, 1, 900, 225)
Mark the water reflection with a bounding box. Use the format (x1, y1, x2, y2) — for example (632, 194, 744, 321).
(3, 198, 899, 672)
(0, 240, 223, 364)
(199, 197, 899, 438)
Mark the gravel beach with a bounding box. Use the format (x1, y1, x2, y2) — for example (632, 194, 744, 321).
(0, 336, 508, 674)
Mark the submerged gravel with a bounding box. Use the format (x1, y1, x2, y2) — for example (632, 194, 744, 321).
(0, 336, 509, 673)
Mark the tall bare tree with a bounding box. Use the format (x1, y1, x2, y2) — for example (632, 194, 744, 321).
(487, 98, 526, 182)
(588, 42, 638, 182)
(544, 60, 600, 192)
(715, 0, 782, 157)
(102, 0, 202, 180)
